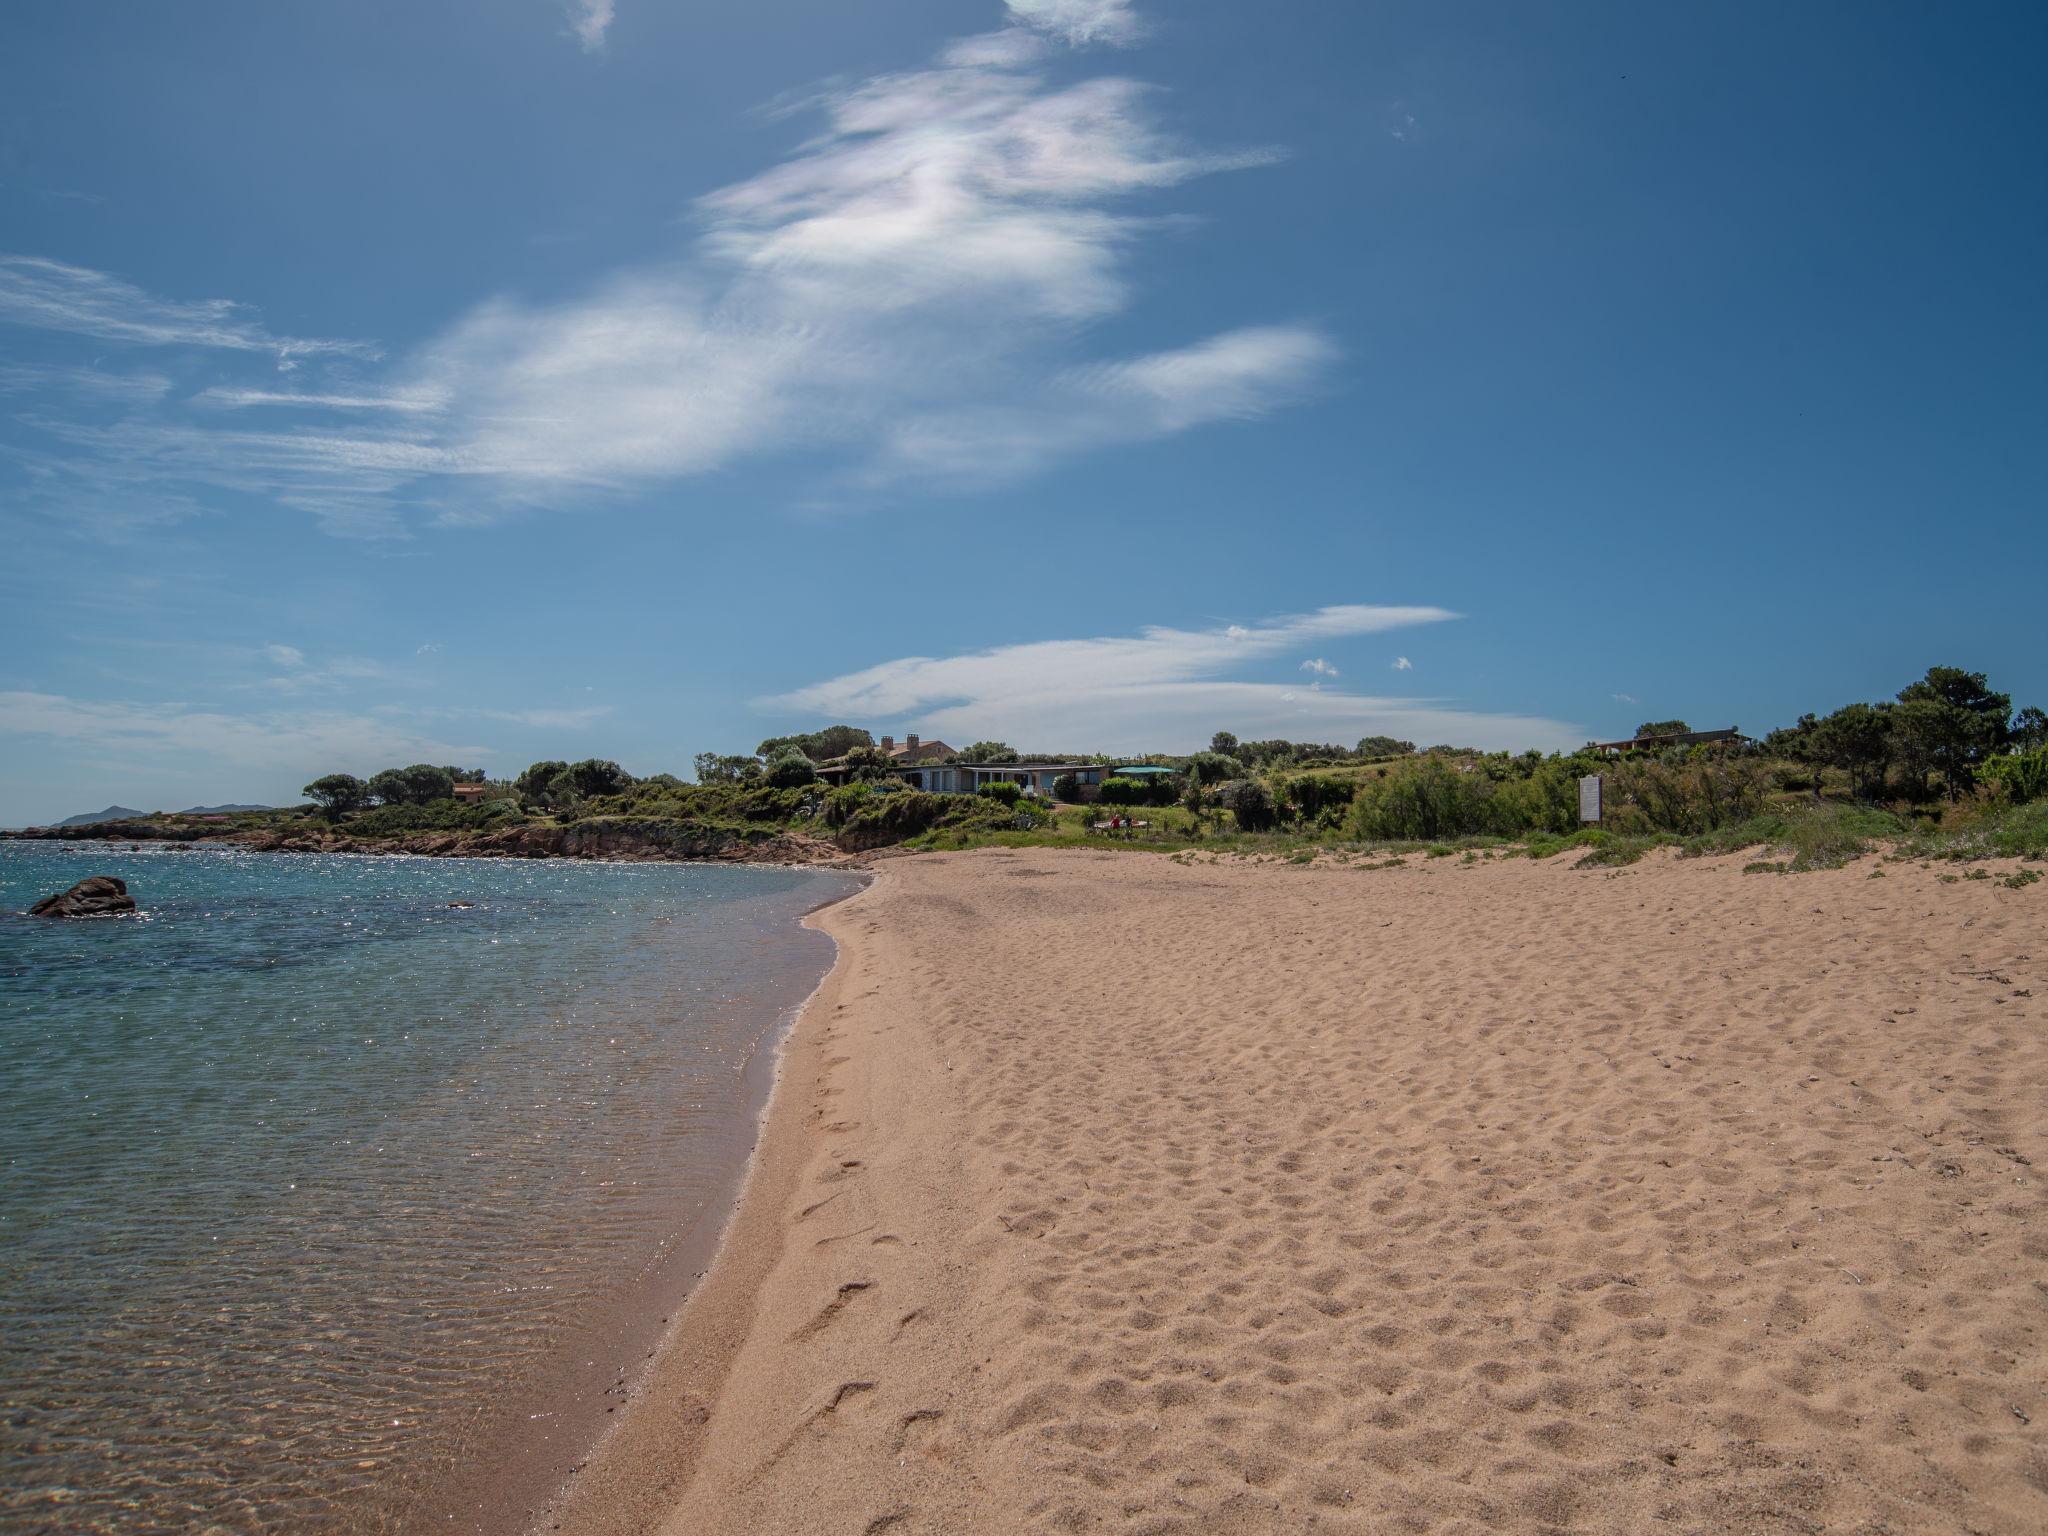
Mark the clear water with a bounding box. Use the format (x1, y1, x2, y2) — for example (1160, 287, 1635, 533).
(0, 843, 860, 1534)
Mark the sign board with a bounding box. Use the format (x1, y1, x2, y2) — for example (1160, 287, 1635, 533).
(1578, 773, 1603, 823)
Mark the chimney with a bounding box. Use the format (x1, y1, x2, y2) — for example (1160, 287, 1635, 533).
(906, 733, 920, 753)
(881, 735, 895, 753)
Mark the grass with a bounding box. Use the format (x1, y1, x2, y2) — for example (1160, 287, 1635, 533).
(1677, 804, 1911, 871)
(1894, 798, 2048, 862)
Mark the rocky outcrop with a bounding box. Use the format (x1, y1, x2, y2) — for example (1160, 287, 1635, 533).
(29, 875, 139, 918)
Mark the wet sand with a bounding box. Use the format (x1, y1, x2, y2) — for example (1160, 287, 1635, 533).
(540, 845, 2047, 1534)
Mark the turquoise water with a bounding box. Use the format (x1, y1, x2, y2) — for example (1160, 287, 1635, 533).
(0, 843, 860, 1534)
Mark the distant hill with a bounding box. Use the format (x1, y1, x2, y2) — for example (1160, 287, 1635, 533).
(53, 806, 147, 827)
(49, 802, 274, 828)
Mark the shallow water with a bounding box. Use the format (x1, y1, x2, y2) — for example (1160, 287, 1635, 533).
(0, 843, 859, 1534)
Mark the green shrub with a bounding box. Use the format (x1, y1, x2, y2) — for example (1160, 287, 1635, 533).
(976, 781, 1023, 807)
(1279, 773, 1358, 825)
(764, 750, 818, 788)
(1346, 757, 1493, 841)
(1099, 776, 1148, 806)
(1051, 771, 1083, 803)
(1216, 779, 1277, 832)
(1680, 804, 1908, 870)
(346, 799, 527, 836)
(1983, 748, 2048, 805)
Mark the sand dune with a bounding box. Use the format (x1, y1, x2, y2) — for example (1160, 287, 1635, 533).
(547, 846, 2048, 1535)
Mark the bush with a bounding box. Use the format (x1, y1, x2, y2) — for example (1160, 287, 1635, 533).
(1216, 779, 1277, 832)
(764, 750, 818, 788)
(1051, 772, 1083, 803)
(976, 781, 1023, 807)
(346, 799, 527, 837)
(1279, 773, 1357, 826)
(1983, 747, 2048, 805)
(1346, 757, 1493, 841)
(1098, 776, 1149, 806)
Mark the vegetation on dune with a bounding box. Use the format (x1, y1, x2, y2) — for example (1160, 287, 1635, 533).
(48, 663, 2040, 873)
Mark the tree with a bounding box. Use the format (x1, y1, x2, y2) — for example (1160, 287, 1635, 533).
(1182, 761, 1205, 823)
(1050, 771, 1083, 804)
(1635, 719, 1690, 740)
(1355, 735, 1416, 760)
(1217, 779, 1277, 832)
(954, 741, 1019, 764)
(367, 763, 454, 806)
(1895, 666, 2011, 799)
(517, 760, 570, 802)
(694, 752, 762, 785)
(756, 725, 872, 762)
(442, 766, 487, 784)
(561, 759, 633, 800)
(840, 745, 897, 782)
(302, 773, 368, 819)
(1807, 702, 1893, 798)
(2015, 706, 2048, 752)
(763, 749, 818, 788)
(1210, 731, 1239, 756)
(1185, 750, 1245, 783)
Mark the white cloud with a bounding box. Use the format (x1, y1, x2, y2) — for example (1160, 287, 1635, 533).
(763, 605, 1452, 719)
(0, 255, 373, 363)
(0, 363, 172, 405)
(1006, 0, 1145, 47)
(567, 0, 613, 52)
(0, 690, 482, 777)
(0, 8, 1321, 533)
(757, 603, 1580, 754)
(192, 386, 445, 413)
(1300, 657, 1338, 678)
(1612, 691, 1638, 705)
(263, 643, 306, 669)
(1391, 656, 1412, 671)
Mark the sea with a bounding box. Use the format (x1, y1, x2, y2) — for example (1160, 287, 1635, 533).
(0, 841, 862, 1534)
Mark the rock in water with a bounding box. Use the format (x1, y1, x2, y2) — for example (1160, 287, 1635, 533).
(28, 876, 138, 918)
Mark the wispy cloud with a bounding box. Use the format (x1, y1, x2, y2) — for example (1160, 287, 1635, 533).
(0, 690, 482, 777)
(0, 3, 1328, 534)
(1006, 0, 1145, 47)
(566, 0, 614, 53)
(757, 604, 1579, 754)
(263, 643, 306, 669)
(1300, 657, 1338, 677)
(1612, 691, 1638, 705)
(1391, 655, 1412, 671)
(0, 255, 374, 364)
(192, 386, 445, 413)
(0, 362, 172, 405)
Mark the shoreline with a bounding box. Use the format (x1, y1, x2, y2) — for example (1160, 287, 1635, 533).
(409, 866, 875, 1536)
(511, 867, 884, 1536)
(526, 844, 2046, 1534)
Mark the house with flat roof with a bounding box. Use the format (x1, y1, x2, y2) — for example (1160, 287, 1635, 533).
(816, 746, 1110, 800)
(1587, 728, 1747, 754)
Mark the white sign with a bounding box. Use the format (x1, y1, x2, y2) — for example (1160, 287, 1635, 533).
(1578, 773, 1603, 823)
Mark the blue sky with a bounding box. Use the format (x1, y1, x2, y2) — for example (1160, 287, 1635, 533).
(2, 0, 2042, 823)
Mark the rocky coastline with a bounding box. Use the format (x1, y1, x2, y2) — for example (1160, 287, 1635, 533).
(0, 817, 867, 867)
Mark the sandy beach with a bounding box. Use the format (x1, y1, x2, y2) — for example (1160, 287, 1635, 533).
(542, 845, 2047, 1535)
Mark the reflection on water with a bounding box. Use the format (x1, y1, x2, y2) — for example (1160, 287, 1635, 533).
(0, 844, 858, 1534)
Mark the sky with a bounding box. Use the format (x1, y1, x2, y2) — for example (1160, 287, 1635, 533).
(1, 0, 2043, 823)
